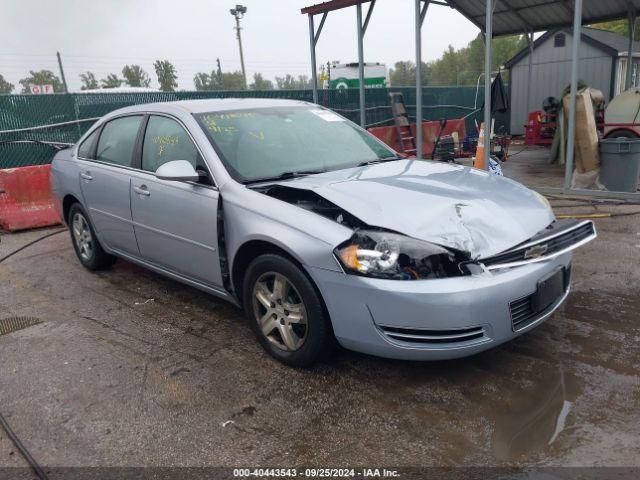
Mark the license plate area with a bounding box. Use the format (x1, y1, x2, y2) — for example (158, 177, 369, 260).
(532, 267, 566, 313)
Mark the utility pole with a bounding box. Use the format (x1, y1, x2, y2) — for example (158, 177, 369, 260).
(56, 51, 68, 93)
(230, 4, 247, 89)
(216, 57, 223, 84)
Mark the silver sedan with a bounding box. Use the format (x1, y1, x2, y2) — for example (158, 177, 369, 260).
(51, 99, 596, 366)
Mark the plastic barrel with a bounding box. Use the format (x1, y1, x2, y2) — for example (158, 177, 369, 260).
(599, 138, 640, 192)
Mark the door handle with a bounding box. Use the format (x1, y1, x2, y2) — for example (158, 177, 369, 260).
(80, 172, 93, 181)
(133, 185, 150, 197)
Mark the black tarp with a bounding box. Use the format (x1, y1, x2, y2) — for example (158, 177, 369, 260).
(482, 72, 509, 113)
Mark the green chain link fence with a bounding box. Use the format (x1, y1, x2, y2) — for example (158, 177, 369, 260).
(0, 86, 507, 169)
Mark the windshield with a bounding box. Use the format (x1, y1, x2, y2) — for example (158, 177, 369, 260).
(194, 106, 396, 183)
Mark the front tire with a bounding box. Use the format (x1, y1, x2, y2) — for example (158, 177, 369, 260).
(68, 203, 116, 271)
(242, 254, 332, 367)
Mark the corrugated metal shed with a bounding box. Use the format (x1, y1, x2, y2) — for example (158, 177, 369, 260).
(506, 28, 640, 68)
(448, 0, 640, 37)
(507, 27, 640, 134)
(300, 0, 640, 196)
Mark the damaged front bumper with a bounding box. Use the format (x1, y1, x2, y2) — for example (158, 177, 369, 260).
(308, 251, 573, 361)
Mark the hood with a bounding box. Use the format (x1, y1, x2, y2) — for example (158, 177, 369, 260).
(273, 160, 554, 259)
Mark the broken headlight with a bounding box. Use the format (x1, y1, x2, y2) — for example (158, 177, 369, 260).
(334, 230, 467, 280)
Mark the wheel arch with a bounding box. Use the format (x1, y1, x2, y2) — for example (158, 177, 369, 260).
(62, 194, 82, 224)
(231, 238, 306, 306)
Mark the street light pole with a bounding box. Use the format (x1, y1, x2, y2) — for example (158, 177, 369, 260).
(57, 51, 68, 93)
(230, 4, 248, 89)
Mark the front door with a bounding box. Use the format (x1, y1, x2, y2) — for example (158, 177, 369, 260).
(78, 115, 143, 256)
(130, 115, 222, 287)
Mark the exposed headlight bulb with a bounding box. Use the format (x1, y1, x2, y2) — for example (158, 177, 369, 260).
(374, 236, 399, 269)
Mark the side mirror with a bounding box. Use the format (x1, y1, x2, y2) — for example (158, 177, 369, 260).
(155, 160, 200, 182)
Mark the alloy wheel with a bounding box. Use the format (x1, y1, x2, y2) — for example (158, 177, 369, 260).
(72, 212, 94, 262)
(252, 272, 308, 351)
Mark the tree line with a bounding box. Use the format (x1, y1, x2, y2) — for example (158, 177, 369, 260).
(389, 33, 527, 86)
(0, 37, 523, 95)
(0, 59, 315, 94)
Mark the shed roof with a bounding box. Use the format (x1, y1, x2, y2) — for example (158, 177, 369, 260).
(447, 0, 640, 37)
(301, 0, 372, 15)
(505, 27, 640, 68)
(301, 1, 640, 38)
(581, 26, 640, 53)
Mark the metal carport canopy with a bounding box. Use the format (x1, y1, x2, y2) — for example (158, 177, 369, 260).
(301, 0, 640, 198)
(449, 0, 640, 37)
(442, 0, 640, 200)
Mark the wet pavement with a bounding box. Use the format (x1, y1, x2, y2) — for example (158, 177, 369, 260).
(1, 155, 639, 472)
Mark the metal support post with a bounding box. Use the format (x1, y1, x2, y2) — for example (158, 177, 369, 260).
(357, 2, 365, 127)
(626, 7, 636, 90)
(415, 0, 429, 159)
(563, 0, 583, 190)
(483, 0, 493, 170)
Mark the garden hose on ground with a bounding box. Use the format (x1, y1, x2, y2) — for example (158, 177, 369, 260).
(0, 229, 62, 478)
(556, 211, 640, 219)
(549, 200, 640, 208)
(0, 228, 66, 265)
(505, 145, 530, 157)
(544, 193, 640, 219)
(0, 413, 48, 480)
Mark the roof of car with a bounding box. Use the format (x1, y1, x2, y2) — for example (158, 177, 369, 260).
(110, 98, 312, 117)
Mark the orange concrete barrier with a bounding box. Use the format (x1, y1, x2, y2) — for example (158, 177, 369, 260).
(368, 125, 401, 152)
(368, 119, 467, 157)
(0, 165, 62, 232)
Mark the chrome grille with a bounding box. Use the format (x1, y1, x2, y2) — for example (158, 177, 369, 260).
(380, 325, 485, 345)
(482, 220, 596, 270)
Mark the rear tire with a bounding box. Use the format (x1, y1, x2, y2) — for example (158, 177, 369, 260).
(68, 203, 116, 271)
(242, 253, 332, 367)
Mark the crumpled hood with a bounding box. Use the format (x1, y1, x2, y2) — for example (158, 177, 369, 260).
(274, 160, 554, 259)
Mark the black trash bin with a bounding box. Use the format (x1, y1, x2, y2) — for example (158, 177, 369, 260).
(599, 138, 640, 192)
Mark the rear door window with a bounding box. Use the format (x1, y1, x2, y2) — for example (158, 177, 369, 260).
(95, 116, 143, 167)
(141, 116, 200, 173)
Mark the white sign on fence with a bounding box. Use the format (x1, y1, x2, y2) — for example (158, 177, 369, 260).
(29, 84, 54, 95)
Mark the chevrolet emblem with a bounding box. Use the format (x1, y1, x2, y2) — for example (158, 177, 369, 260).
(524, 244, 548, 260)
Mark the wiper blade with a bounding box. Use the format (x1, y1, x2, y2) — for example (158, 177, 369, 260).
(244, 169, 326, 184)
(357, 156, 402, 167)
(277, 169, 327, 178)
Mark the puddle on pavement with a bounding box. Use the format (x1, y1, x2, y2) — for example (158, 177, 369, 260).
(490, 369, 582, 461)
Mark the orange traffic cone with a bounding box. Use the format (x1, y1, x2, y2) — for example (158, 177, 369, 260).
(474, 122, 485, 169)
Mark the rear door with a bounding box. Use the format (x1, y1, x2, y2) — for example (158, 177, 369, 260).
(129, 114, 222, 287)
(78, 115, 143, 256)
